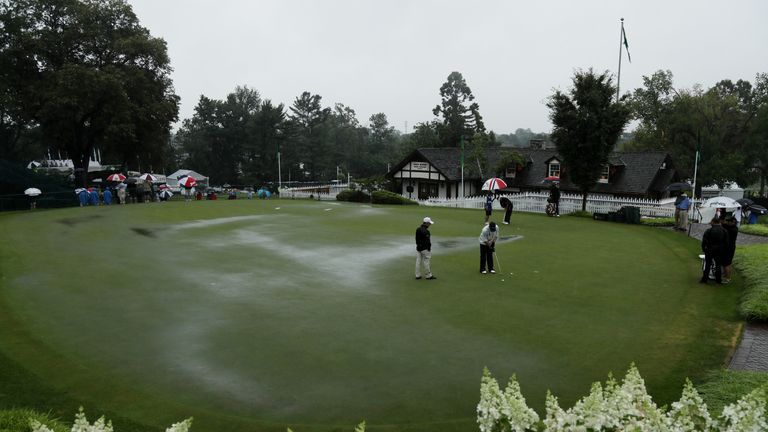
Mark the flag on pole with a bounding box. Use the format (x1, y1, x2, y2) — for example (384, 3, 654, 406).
(622, 26, 631, 63)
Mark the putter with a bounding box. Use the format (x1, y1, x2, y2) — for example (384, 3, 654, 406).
(494, 250, 502, 272)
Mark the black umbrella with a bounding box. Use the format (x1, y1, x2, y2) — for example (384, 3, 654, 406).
(748, 204, 767, 215)
(737, 198, 754, 207)
(665, 182, 693, 192)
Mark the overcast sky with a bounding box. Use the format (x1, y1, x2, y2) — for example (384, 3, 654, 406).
(128, 0, 767, 135)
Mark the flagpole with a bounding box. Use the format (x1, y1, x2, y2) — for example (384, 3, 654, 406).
(616, 18, 624, 103)
(460, 136, 465, 197)
(277, 142, 282, 189)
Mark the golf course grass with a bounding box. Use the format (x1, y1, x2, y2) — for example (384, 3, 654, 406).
(0, 199, 743, 431)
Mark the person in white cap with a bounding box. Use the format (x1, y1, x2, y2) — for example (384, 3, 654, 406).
(415, 217, 436, 280)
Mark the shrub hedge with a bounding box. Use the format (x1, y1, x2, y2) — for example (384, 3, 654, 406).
(735, 244, 768, 320)
(696, 369, 768, 417)
(640, 217, 676, 227)
(371, 190, 417, 205)
(740, 224, 768, 237)
(336, 190, 370, 203)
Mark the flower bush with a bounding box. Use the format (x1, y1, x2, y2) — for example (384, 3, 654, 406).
(481, 364, 768, 432)
(30, 408, 192, 432)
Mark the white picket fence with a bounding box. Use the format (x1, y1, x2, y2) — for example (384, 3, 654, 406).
(419, 192, 681, 218)
(281, 185, 684, 219)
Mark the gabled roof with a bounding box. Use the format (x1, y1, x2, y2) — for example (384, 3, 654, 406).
(388, 147, 676, 196)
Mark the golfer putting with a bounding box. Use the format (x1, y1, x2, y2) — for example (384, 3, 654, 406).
(415, 217, 436, 280)
(478, 221, 498, 274)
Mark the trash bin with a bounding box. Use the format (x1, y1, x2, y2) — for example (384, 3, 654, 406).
(749, 212, 759, 224)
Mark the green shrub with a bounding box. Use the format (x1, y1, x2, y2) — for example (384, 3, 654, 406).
(640, 217, 676, 227)
(0, 408, 68, 432)
(740, 224, 768, 237)
(335, 190, 370, 203)
(696, 369, 768, 416)
(371, 190, 417, 205)
(736, 244, 768, 320)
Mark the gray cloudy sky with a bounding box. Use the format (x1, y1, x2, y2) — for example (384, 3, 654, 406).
(128, 0, 767, 135)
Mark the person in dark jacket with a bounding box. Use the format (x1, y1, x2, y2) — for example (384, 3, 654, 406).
(499, 196, 513, 225)
(722, 216, 739, 283)
(549, 183, 561, 217)
(415, 217, 436, 280)
(700, 217, 729, 284)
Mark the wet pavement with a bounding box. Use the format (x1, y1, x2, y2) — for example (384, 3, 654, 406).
(675, 223, 768, 372)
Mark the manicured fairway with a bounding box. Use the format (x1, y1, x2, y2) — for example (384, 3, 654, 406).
(0, 200, 743, 431)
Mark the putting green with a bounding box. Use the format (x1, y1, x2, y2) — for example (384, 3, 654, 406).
(0, 200, 742, 431)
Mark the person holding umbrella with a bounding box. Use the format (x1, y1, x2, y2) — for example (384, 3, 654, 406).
(548, 182, 561, 217)
(478, 221, 499, 274)
(675, 193, 691, 231)
(484, 192, 495, 223)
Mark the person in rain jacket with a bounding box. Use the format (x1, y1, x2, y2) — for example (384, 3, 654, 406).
(103, 187, 112, 205)
(700, 217, 729, 284)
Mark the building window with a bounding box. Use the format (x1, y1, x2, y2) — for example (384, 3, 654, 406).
(598, 165, 609, 183)
(548, 160, 560, 178)
(418, 182, 438, 200)
(505, 166, 517, 178)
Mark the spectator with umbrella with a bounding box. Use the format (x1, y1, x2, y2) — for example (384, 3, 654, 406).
(178, 175, 197, 202)
(548, 181, 561, 217)
(675, 193, 691, 231)
(24, 187, 41, 210)
(481, 177, 507, 223)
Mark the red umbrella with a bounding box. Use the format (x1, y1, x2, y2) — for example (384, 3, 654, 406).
(157, 184, 170, 190)
(106, 173, 126, 182)
(542, 176, 560, 184)
(138, 173, 157, 182)
(178, 175, 197, 188)
(482, 177, 508, 191)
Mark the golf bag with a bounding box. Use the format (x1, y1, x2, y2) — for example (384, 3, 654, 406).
(545, 202, 557, 217)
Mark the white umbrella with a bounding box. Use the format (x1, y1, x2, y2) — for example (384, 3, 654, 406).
(24, 188, 42, 196)
(699, 196, 741, 222)
(701, 196, 740, 209)
(138, 173, 157, 182)
(159, 190, 173, 200)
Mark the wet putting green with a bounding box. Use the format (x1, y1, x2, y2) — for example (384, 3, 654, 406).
(0, 200, 742, 431)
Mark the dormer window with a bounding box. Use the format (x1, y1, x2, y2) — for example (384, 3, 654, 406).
(548, 159, 561, 178)
(598, 164, 609, 183)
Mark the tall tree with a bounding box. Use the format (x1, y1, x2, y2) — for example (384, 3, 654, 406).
(0, 0, 179, 184)
(628, 71, 768, 192)
(243, 99, 285, 184)
(433, 71, 485, 148)
(286, 91, 330, 181)
(548, 69, 631, 210)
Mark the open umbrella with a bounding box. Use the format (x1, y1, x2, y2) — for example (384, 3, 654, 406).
(748, 204, 767, 215)
(737, 198, 754, 207)
(665, 182, 693, 192)
(701, 196, 740, 209)
(178, 175, 197, 188)
(541, 176, 560, 184)
(157, 184, 170, 191)
(482, 177, 508, 191)
(106, 173, 127, 182)
(158, 190, 173, 200)
(24, 187, 42, 196)
(138, 173, 157, 182)
(75, 188, 88, 195)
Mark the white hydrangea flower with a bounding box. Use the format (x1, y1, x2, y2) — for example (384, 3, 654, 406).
(720, 387, 768, 432)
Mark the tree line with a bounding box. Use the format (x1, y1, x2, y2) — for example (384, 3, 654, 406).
(1, 0, 766, 195)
